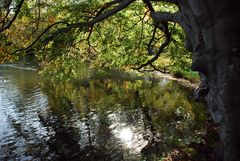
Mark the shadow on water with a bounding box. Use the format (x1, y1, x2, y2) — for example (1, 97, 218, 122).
(0, 65, 217, 161)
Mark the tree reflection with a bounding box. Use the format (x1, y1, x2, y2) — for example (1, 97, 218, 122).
(41, 73, 209, 160)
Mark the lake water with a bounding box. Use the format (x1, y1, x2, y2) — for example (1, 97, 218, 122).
(0, 65, 213, 161)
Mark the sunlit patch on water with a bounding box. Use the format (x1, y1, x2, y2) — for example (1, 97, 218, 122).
(119, 128, 133, 142)
(0, 65, 210, 161)
(108, 111, 148, 153)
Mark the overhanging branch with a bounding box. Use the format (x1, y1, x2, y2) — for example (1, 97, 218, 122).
(12, 0, 175, 73)
(12, 21, 69, 54)
(150, 0, 177, 4)
(86, 0, 125, 55)
(134, 0, 172, 72)
(0, 0, 25, 33)
(150, 11, 180, 23)
(134, 22, 171, 71)
(68, 0, 135, 29)
(13, 0, 135, 54)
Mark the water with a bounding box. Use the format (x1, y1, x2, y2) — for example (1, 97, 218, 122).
(0, 65, 212, 161)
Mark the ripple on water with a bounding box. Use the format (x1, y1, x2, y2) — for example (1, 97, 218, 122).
(0, 66, 51, 160)
(0, 65, 209, 161)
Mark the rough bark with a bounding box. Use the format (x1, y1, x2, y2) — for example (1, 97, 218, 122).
(172, 0, 240, 160)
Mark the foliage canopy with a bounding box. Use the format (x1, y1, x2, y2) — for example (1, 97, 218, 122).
(0, 0, 192, 78)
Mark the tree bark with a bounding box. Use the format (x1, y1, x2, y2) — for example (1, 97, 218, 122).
(175, 0, 240, 160)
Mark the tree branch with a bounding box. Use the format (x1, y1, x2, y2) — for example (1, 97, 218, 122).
(0, 8, 12, 25)
(150, 0, 177, 4)
(150, 11, 180, 23)
(86, 0, 124, 54)
(0, 0, 25, 33)
(13, 0, 135, 54)
(68, 0, 135, 29)
(12, 21, 69, 54)
(142, 0, 155, 11)
(133, 0, 172, 72)
(134, 22, 171, 71)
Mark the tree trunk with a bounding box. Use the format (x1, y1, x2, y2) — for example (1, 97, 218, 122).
(177, 0, 240, 160)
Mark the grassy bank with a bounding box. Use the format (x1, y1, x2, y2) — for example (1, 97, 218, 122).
(172, 70, 200, 84)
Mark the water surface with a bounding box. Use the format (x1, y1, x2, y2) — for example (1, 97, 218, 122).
(0, 65, 211, 161)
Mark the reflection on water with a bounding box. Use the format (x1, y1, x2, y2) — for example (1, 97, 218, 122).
(119, 128, 133, 142)
(0, 65, 210, 161)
